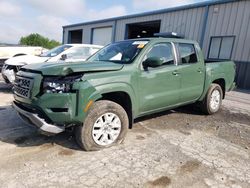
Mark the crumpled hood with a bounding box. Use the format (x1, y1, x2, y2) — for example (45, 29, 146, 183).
(21, 61, 124, 76)
(5, 55, 49, 66)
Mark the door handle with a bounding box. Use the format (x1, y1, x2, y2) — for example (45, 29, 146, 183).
(197, 68, 203, 73)
(172, 70, 179, 76)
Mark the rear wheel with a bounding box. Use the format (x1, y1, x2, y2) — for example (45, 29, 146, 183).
(75, 100, 129, 151)
(201, 83, 223, 115)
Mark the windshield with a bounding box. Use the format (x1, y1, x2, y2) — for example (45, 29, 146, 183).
(40, 45, 72, 57)
(87, 40, 148, 63)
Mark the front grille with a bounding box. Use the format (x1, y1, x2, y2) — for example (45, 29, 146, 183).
(14, 76, 33, 98)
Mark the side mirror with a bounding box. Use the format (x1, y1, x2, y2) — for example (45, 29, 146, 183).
(60, 54, 67, 60)
(143, 57, 164, 68)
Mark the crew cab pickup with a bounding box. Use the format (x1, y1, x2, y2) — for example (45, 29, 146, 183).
(12, 36, 236, 151)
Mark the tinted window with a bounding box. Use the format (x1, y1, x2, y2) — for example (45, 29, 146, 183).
(146, 43, 174, 65)
(178, 43, 198, 64)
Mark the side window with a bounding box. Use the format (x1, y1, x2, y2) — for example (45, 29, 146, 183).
(145, 43, 174, 66)
(178, 43, 198, 64)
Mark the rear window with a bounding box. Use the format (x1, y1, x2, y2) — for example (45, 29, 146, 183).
(178, 43, 198, 64)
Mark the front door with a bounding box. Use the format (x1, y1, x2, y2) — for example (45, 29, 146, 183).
(138, 42, 181, 114)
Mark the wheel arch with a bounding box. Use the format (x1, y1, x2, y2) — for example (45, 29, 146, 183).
(99, 91, 133, 129)
(91, 83, 137, 129)
(212, 78, 225, 99)
(199, 75, 226, 101)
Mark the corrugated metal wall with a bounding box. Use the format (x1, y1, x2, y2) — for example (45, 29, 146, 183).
(64, 21, 115, 44)
(114, 7, 206, 43)
(115, 13, 164, 41)
(161, 7, 206, 44)
(63, 0, 250, 89)
(64, 7, 207, 51)
(64, 25, 84, 43)
(202, 0, 250, 89)
(64, 0, 250, 62)
(235, 61, 250, 89)
(203, 0, 250, 62)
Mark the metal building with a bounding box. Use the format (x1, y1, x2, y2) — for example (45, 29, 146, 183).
(62, 0, 250, 89)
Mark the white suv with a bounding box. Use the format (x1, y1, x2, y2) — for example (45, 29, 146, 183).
(1, 44, 102, 83)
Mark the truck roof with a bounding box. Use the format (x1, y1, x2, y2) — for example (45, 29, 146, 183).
(122, 37, 197, 44)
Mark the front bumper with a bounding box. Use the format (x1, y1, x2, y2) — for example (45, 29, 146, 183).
(12, 70, 97, 133)
(12, 101, 64, 134)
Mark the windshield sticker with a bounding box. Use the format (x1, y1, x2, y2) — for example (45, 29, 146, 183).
(137, 44, 146, 48)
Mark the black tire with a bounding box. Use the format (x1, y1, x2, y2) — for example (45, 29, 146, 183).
(201, 83, 223, 115)
(75, 100, 129, 151)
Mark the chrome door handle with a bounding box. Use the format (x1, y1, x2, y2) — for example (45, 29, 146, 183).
(172, 70, 179, 75)
(197, 68, 203, 73)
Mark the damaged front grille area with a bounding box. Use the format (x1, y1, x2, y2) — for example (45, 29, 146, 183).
(14, 76, 33, 98)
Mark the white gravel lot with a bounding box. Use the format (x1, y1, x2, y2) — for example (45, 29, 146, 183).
(0, 75, 249, 188)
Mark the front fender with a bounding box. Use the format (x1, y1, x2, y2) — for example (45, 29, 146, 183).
(72, 80, 101, 122)
(73, 81, 138, 122)
(94, 82, 138, 115)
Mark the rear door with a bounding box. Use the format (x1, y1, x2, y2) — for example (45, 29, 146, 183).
(176, 43, 205, 103)
(138, 42, 181, 113)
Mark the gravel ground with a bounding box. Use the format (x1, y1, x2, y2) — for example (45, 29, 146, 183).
(0, 75, 249, 188)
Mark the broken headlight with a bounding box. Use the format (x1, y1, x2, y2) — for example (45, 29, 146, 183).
(43, 74, 82, 93)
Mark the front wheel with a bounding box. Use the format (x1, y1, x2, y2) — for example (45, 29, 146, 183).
(75, 100, 129, 151)
(201, 83, 223, 115)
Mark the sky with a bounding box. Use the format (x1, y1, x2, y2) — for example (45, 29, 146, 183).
(0, 0, 211, 44)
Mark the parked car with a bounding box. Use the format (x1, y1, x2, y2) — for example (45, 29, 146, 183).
(1, 44, 102, 83)
(12, 34, 236, 151)
(0, 45, 47, 70)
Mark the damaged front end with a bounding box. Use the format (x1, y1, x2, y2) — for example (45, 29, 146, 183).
(12, 61, 119, 135)
(12, 70, 99, 135)
(42, 74, 83, 94)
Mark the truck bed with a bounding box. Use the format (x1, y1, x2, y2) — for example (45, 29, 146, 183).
(204, 60, 236, 92)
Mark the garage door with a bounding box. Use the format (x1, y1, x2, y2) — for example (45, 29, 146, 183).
(92, 27, 113, 46)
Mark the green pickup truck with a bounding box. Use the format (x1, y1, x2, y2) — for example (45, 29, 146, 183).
(12, 36, 236, 151)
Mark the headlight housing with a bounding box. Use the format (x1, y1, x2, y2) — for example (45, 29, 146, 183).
(43, 74, 83, 94)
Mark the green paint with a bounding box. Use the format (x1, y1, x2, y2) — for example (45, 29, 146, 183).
(14, 37, 236, 129)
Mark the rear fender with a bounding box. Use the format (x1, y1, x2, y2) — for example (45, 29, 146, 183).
(198, 72, 226, 101)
